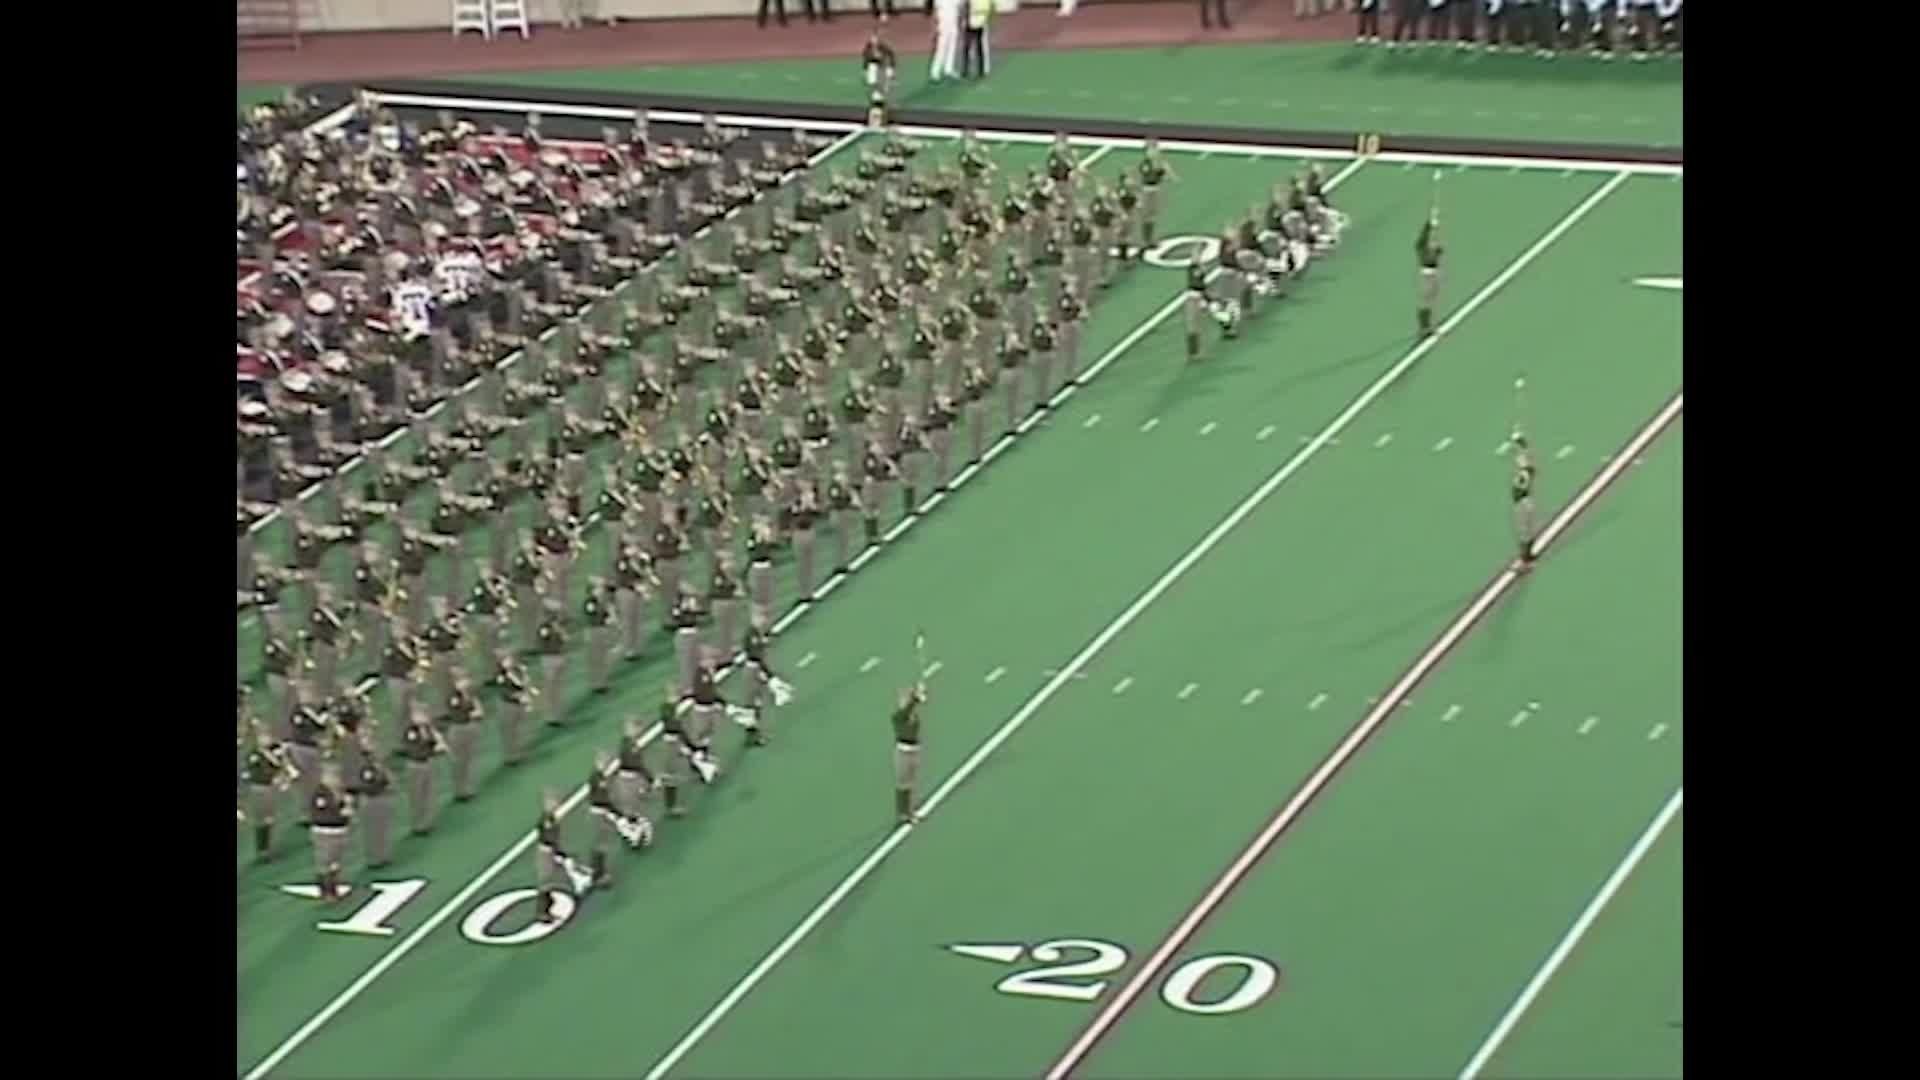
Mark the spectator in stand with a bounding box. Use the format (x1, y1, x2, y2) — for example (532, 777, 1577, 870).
(1201, 0, 1232, 30)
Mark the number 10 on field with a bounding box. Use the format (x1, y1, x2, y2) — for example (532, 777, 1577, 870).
(948, 939, 1279, 1016)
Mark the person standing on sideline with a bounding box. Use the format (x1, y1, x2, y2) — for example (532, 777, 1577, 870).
(804, 0, 835, 21)
(1059, 0, 1077, 16)
(871, 0, 898, 15)
(1201, 0, 1232, 30)
(963, 0, 993, 80)
(759, 0, 789, 27)
(1358, 0, 1383, 41)
(931, 0, 964, 82)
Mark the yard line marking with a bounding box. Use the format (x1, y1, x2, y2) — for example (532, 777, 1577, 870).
(796, 651, 817, 669)
(985, 666, 1006, 684)
(1140, 417, 1160, 433)
(1113, 676, 1134, 695)
(1496, 439, 1512, 456)
(1555, 444, 1576, 460)
(1256, 424, 1276, 441)
(1510, 709, 1531, 728)
(859, 656, 882, 674)
(1178, 682, 1198, 700)
(1046, 385, 1680, 1080)
(1578, 715, 1599, 736)
(1199, 421, 1218, 436)
(1241, 688, 1264, 707)
(1307, 692, 1329, 711)
(1374, 432, 1394, 448)
(1079, 145, 1114, 169)
(1441, 704, 1463, 723)
(368, 91, 1683, 176)
(1647, 723, 1668, 741)
(1457, 788, 1684, 1080)
(1434, 436, 1454, 451)
(1083, 413, 1102, 429)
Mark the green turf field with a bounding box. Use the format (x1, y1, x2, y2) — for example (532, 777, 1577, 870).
(239, 88, 1682, 1079)
(461, 42, 1682, 149)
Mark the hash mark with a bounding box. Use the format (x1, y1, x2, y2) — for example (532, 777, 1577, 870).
(1308, 692, 1328, 711)
(1441, 704, 1462, 723)
(1434, 436, 1454, 451)
(985, 666, 1006, 684)
(1083, 413, 1102, 429)
(1199, 421, 1218, 436)
(796, 652, 818, 669)
(1256, 425, 1276, 441)
(1241, 688, 1264, 706)
(1178, 682, 1198, 700)
(1113, 676, 1134, 695)
(1140, 417, 1160, 432)
(859, 656, 880, 673)
(1578, 716, 1599, 736)
(1648, 723, 1668, 741)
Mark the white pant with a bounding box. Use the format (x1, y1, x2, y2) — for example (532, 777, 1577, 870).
(932, 11, 963, 80)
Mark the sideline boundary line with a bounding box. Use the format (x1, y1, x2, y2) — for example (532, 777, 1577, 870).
(1046, 389, 1683, 1078)
(638, 168, 1625, 1080)
(1456, 787, 1684, 1080)
(239, 146, 1353, 1080)
(366, 91, 1682, 177)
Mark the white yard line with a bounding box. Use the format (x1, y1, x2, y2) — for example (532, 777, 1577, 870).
(366, 91, 1682, 177)
(1045, 387, 1681, 1080)
(647, 163, 1626, 1080)
(245, 152, 1375, 1080)
(1455, 788, 1684, 1080)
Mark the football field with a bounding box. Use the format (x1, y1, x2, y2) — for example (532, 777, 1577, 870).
(239, 91, 1682, 1080)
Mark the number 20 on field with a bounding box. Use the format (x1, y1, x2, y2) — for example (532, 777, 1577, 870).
(962, 939, 1279, 1016)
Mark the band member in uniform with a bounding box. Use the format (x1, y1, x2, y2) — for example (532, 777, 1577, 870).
(507, 532, 546, 651)
(1137, 137, 1178, 254)
(1054, 274, 1086, 387)
(656, 688, 692, 817)
(348, 732, 397, 869)
(1511, 431, 1538, 569)
(667, 585, 704, 696)
(309, 765, 354, 903)
(707, 553, 744, 659)
(823, 467, 863, 572)
(533, 790, 586, 924)
(379, 615, 420, 731)
(685, 652, 748, 768)
(491, 648, 537, 766)
(442, 668, 484, 802)
(1184, 284, 1209, 363)
(1415, 213, 1443, 339)
(583, 578, 617, 695)
(615, 715, 658, 821)
(613, 540, 659, 661)
(464, 565, 512, 670)
(241, 723, 299, 861)
(399, 707, 447, 835)
(746, 516, 781, 626)
(586, 752, 654, 888)
(740, 615, 794, 745)
(535, 600, 571, 727)
(891, 681, 926, 824)
(784, 483, 821, 599)
(286, 684, 328, 816)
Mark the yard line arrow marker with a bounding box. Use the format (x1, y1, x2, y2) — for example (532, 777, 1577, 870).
(947, 943, 1025, 964)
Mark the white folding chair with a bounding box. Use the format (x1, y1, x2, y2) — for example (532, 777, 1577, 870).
(491, 0, 531, 39)
(452, 0, 491, 38)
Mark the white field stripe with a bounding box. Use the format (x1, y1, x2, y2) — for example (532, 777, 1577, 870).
(647, 160, 1650, 1080)
(245, 152, 1371, 1080)
(1044, 387, 1680, 1080)
(1079, 145, 1115, 169)
(366, 92, 1682, 176)
(240, 125, 864, 541)
(1456, 788, 1684, 1080)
